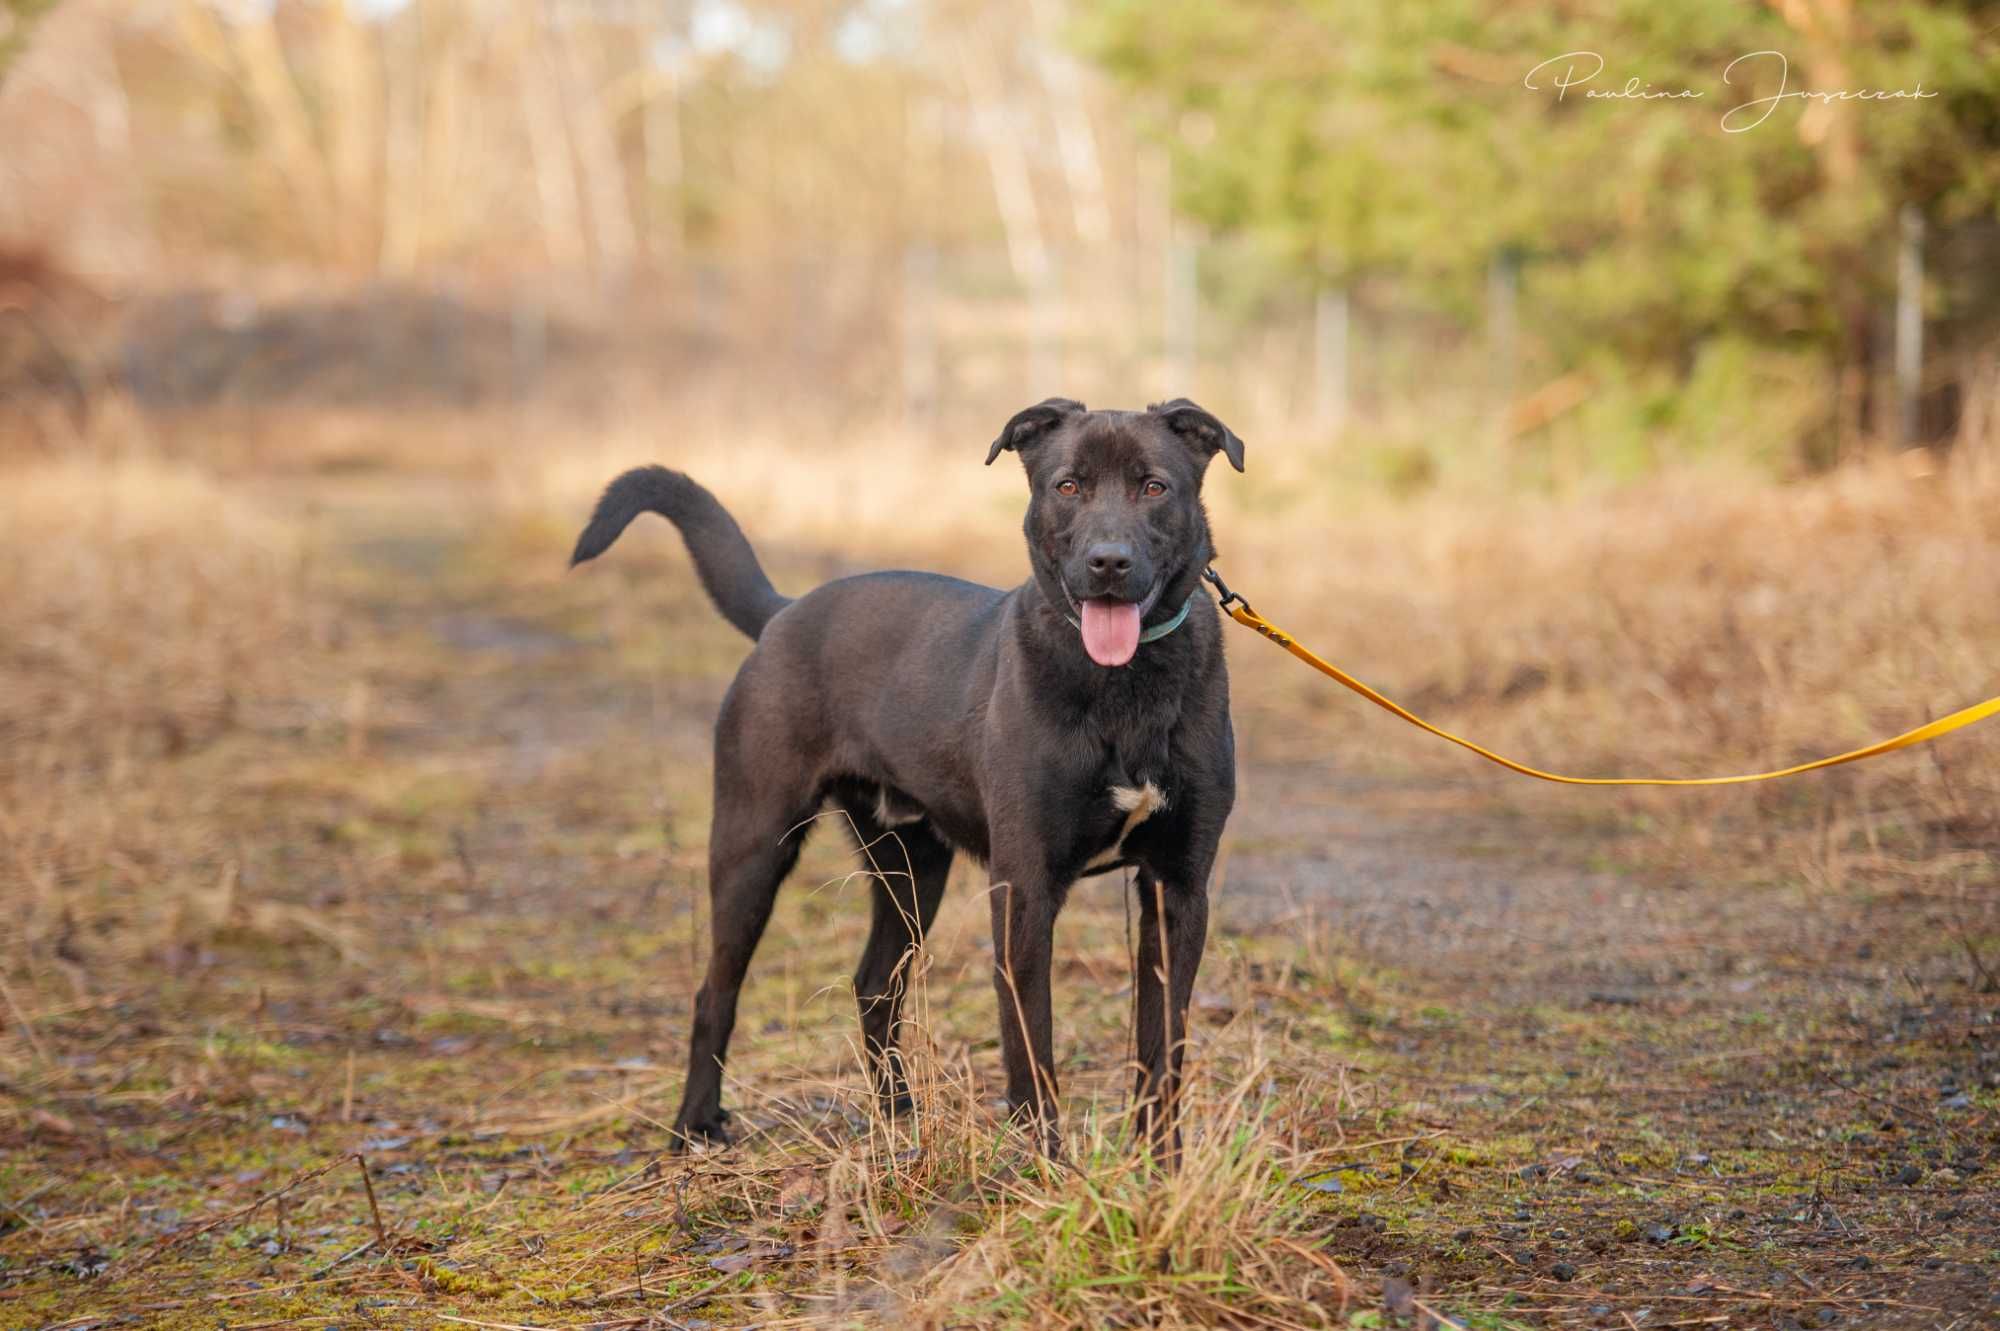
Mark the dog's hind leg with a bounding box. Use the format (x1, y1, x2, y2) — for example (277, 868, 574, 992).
(839, 804, 951, 1115)
(672, 780, 816, 1150)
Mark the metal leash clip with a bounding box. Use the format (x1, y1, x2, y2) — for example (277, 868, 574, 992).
(1201, 564, 1249, 615)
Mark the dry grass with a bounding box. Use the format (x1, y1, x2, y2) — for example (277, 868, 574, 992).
(3, 396, 1997, 1329)
(0, 448, 352, 958)
(1245, 445, 2000, 876)
(0, 454, 313, 755)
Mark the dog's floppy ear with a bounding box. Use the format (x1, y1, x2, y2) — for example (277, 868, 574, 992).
(1148, 398, 1245, 472)
(985, 397, 1084, 466)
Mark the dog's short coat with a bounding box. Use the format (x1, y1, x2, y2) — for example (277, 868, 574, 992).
(570, 398, 1242, 1158)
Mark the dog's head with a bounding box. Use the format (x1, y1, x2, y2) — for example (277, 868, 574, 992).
(986, 397, 1244, 667)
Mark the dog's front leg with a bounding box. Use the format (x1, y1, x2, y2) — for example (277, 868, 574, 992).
(987, 871, 1062, 1156)
(1133, 868, 1210, 1165)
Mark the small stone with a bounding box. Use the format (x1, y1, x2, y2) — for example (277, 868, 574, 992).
(1644, 1221, 1676, 1244)
(1551, 1261, 1578, 1281)
(1894, 1163, 1923, 1185)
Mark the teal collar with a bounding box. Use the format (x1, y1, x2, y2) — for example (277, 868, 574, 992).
(1140, 594, 1194, 643)
(1064, 593, 1194, 646)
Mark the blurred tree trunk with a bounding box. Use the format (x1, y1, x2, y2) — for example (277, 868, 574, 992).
(417, 2, 468, 268)
(180, 0, 340, 262)
(1135, 141, 1170, 394)
(322, 1, 385, 270)
(1026, 0, 1110, 249)
(380, 2, 425, 272)
(1164, 216, 1197, 394)
(900, 92, 942, 430)
(641, 69, 683, 264)
(554, 21, 635, 282)
(1487, 248, 1518, 434)
(1895, 204, 1924, 446)
(1768, 0, 1875, 451)
(516, 10, 586, 271)
(955, 23, 1056, 392)
(1313, 282, 1349, 435)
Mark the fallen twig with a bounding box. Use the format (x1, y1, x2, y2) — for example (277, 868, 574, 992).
(354, 1152, 390, 1250)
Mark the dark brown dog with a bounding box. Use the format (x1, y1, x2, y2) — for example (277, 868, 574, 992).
(570, 398, 1242, 1158)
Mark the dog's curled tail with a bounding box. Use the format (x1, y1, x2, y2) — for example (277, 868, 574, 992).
(570, 466, 791, 640)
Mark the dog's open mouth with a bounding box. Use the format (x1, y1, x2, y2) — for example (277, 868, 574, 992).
(1062, 578, 1165, 668)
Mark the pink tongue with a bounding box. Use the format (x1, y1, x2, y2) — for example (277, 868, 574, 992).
(1079, 600, 1142, 667)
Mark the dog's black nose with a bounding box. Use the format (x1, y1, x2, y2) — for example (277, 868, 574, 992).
(1085, 542, 1134, 578)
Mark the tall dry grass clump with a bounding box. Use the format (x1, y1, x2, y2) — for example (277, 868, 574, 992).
(850, 888, 1353, 1328)
(906, 1079, 1352, 1329)
(458, 896, 1360, 1330)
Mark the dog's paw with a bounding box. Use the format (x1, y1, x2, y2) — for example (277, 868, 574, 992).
(668, 1114, 733, 1153)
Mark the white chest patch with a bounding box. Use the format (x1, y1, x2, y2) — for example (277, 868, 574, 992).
(1085, 781, 1167, 870)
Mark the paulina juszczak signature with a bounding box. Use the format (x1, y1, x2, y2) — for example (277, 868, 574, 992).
(1523, 50, 1936, 132)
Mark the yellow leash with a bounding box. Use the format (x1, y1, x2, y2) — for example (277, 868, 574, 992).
(1201, 568, 2000, 787)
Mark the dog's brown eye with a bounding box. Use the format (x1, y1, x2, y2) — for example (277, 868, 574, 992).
(1055, 479, 1079, 496)
(1142, 479, 1168, 498)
